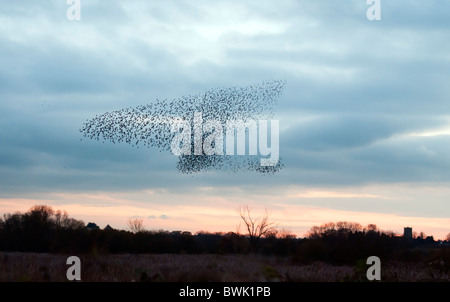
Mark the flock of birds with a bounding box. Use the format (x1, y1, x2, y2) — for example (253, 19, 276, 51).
(80, 80, 286, 174)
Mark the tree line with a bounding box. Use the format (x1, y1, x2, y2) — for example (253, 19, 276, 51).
(0, 205, 448, 268)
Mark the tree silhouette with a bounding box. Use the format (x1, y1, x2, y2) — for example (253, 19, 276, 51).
(0, 204, 444, 270)
(366, 224, 378, 232)
(237, 205, 277, 247)
(127, 218, 145, 234)
(0, 205, 85, 252)
(306, 221, 363, 239)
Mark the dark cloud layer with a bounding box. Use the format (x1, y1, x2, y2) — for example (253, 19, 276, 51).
(1, 0, 450, 202)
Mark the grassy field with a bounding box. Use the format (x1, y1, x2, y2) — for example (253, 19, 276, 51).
(1, 252, 449, 282)
(0, 253, 450, 282)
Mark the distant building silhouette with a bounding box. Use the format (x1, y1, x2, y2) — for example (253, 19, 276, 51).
(403, 227, 413, 240)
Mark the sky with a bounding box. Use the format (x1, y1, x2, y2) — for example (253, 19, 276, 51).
(1, 0, 450, 239)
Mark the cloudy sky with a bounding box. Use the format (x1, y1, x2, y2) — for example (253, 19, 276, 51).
(1, 0, 450, 239)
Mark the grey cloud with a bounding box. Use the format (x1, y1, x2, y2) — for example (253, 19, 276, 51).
(0, 0, 450, 200)
(280, 133, 450, 187)
(282, 115, 447, 151)
(148, 215, 170, 220)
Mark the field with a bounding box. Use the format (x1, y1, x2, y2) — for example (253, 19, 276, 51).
(0, 252, 449, 282)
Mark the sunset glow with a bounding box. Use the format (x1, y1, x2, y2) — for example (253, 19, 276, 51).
(1, 1, 450, 249)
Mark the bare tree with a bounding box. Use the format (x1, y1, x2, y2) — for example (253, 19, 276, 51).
(127, 218, 144, 234)
(366, 224, 378, 232)
(336, 221, 362, 233)
(27, 204, 54, 225)
(265, 228, 296, 239)
(237, 205, 277, 246)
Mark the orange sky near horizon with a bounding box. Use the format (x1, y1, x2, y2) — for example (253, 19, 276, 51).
(1, 184, 449, 240)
